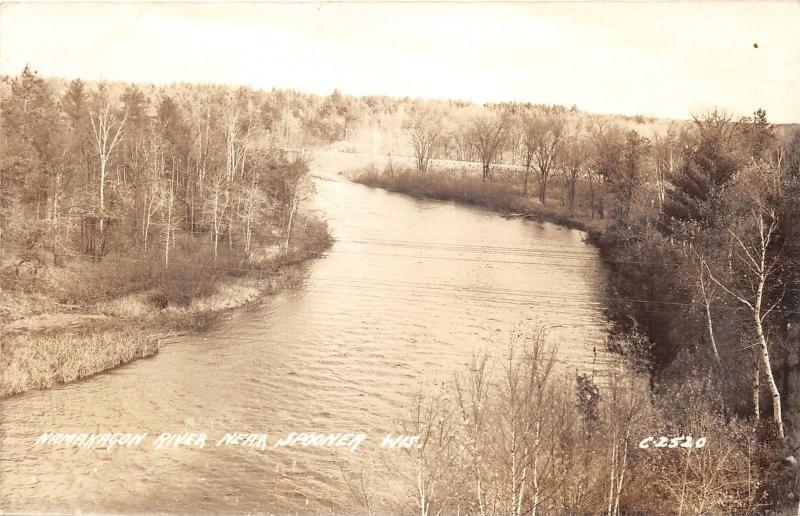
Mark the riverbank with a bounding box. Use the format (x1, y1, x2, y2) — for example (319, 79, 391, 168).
(0, 217, 333, 398)
(352, 162, 607, 233)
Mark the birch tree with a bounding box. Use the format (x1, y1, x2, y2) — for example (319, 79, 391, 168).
(652, 128, 682, 213)
(604, 369, 648, 516)
(239, 150, 268, 257)
(454, 355, 493, 515)
(89, 96, 127, 241)
(207, 168, 229, 260)
(400, 389, 460, 516)
(703, 158, 788, 441)
(141, 134, 165, 251)
(503, 330, 570, 516)
(162, 158, 178, 268)
(283, 152, 312, 252)
(691, 251, 722, 364)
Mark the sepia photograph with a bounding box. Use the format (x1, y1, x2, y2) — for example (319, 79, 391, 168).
(0, 1, 799, 514)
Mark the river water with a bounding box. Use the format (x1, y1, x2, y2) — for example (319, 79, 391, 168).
(0, 153, 611, 514)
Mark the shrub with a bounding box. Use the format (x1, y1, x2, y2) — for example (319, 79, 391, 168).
(361, 330, 768, 515)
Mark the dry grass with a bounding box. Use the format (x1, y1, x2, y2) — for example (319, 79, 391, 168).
(179, 281, 262, 314)
(0, 326, 160, 397)
(0, 290, 57, 324)
(354, 163, 594, 231)
(95, 291, 155, 318)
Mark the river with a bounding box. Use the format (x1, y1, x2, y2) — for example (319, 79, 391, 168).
(0, 153, 611, 513)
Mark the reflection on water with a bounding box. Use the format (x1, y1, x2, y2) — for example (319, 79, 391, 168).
(0, 155, 611, 513)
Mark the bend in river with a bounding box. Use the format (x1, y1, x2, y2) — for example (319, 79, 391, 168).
(0, 152, 612, 513)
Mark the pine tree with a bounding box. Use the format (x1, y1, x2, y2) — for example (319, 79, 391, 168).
(663, 110, 740, 229)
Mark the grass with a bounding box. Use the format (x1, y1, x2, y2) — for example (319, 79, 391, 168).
(0, 324, 159, 397)
(0, 215, 333, 398)
(353, 162, 598, 232)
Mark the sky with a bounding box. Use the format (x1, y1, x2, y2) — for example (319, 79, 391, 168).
(1, 1, 798, 122)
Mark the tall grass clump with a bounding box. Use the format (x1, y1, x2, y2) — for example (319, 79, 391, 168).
(0, 326, 159, 397)
(356, 164, 519, 212)
(354, 164, 590, 230)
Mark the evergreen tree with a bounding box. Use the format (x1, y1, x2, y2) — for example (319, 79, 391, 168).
(0, 65, 60, 212)
(662, 110, 740, 229)
(740, 108, 776, 160)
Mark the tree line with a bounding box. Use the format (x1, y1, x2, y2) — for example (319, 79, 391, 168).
(0, 66, 332, 273)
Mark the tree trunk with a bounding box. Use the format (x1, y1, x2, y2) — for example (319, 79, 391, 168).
(538, 174, 547, 204)
(699, 269, 721, 364)
(754, 307, 784, 439)
(144, 210, 150, 251)
(285, 188, 300, 252)
(703, 301, 720, 363)
(523, 165, 530, 195)
(51, 168, 61, 264)
(212, 187, 220, 260)
(568, 174, 577, 215)
(598, 180, 605, 219)
(753, 356, 761, 421)
(164, 174, 173, 269)
(98, 156, 106, 248)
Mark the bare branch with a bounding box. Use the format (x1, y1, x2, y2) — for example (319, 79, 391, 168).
(703, 261, 753, 309)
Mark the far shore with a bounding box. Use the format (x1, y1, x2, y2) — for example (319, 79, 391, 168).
(345, 153, 609, 235)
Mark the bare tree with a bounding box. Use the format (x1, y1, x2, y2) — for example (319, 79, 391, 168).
(284, 152, 312, 252)
(508, 329, 571, 516)
(451, 126, 476, 163)
(88, 96, 127, 255)
(468, 115, 505, 181)
(335, 455, 375, 516)
(141, 133, 165, 251)
(393, 387, 461, 516)
(408, 107, 442, 174)
(604, 368, 648, 516)
(206, 162, 230, 261)
(589, 120, 624, 219)
(454, 355, 494, 514)
(239, 148, 270, 258)
(162, 158, 178, 268)
(521, 126, 536, 195)
(527, 116, 566, 204)
(561, 136, 590, 215)
(652, 127, 682, 213)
